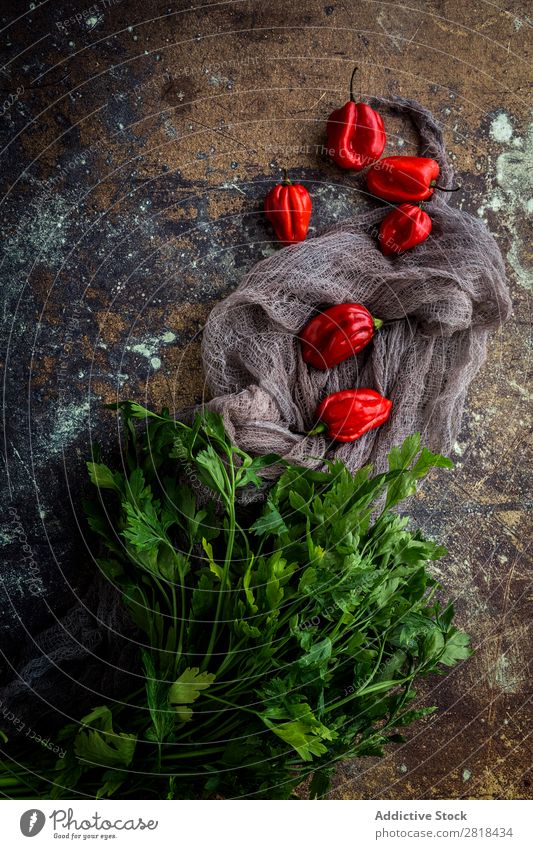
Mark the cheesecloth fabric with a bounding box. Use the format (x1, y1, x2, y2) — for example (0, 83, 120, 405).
(202, 97, 511, 472)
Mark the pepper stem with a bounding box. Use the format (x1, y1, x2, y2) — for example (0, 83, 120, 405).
(282, 168, 291, 185)
(349, 65, 358, 102)
(373, 316, 383, 330)
(430, 181, 462, 192)
(307, 421, 328, 437)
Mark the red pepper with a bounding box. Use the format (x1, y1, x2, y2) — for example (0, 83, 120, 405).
(300, 303, 382, 369)
(264, 172, 312, 245)
(379, 203, 432, 256)
(326, 67, 386, 171)
(367, 156, 441, 202)
(310, 389, 392, 443)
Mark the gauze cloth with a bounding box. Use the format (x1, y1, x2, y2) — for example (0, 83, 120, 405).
(202, 97, 512, 472)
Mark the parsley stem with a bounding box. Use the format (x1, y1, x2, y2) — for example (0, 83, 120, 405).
(203, 458, 236, 669)
(203, 692, 258, 716)
(176, 544, 193, 668)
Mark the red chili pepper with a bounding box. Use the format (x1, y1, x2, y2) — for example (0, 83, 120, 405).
(309, 389, 392, 443)
(264, 172, 312, 245)
(367, 156, 441, 202)
(300, 303, 382, 370)
(326, 67, 386, 171)
(379, 203, 432, 256)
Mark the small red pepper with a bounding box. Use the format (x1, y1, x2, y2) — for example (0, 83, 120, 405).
(367, 156, 441, 203)
(309, 389, 392, 443)
(264, 171, 312, 245)
(300, 303, 382, 369)
(379, 203, 432, 256)
(326, 67, 386, 171)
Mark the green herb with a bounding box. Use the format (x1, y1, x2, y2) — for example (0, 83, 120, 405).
(0, 404, 470, 799)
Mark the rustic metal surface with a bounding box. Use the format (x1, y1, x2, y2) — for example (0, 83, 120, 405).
(1, 0, 531, 799)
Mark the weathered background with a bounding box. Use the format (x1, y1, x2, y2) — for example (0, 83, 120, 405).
(1, 0, 531, 799)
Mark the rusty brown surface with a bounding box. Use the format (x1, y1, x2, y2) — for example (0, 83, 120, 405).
(1, 0, 531, 799)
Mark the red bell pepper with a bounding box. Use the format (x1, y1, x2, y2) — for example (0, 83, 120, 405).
(264, 172, 312, 245)
(379, 203, 432, 256)
(300, 303, 382, 369)
(326, 67, 386, 171)
(367, 156, 441, 202)
(309, 389, 392, 443)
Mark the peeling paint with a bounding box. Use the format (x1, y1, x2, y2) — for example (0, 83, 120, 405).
(126, 331, 178, 370)
(490, 113, 513, 143)
(49, 400, 90, 455)
(478, 122, 533, 290)
(3, 190, 79, 270)
(508, 379, 533, 402)
(493, 655, 520, 694)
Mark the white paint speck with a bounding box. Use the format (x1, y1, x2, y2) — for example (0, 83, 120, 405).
(49, 400, 90, 455)
(509, 380, 533, 402)
(0, 530, 16, 547)
(490, 113, 513, 143)
(126, 332, 176, 370)
(130, 343, 153, 359)
(462, 768, 472, 782)
(494, 655, 520, 694)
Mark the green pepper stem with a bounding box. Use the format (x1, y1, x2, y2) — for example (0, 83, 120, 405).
(349, 65, 358, 102)
(307, 421, 328, 437)
(282, 168, 291, 185)
(373, 317, 383, 330)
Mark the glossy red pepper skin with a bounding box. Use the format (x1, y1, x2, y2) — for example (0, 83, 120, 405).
(379, 203, 432, 256)
(264, 178, 312, 245)
(367, 156, 440, 202)
(326, 101, 386, 171)
(300, 303, 382, 369)
(312, 389, 392, 443)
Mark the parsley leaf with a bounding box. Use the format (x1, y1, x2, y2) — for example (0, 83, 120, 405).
(169, 668, 216, 722)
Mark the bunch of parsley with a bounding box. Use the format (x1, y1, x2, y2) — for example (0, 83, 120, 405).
(0, 403, 470, 799)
